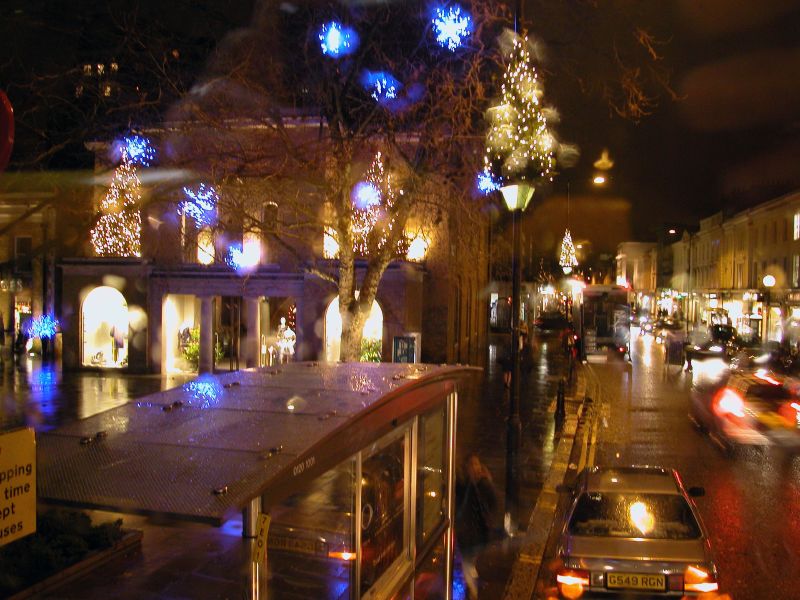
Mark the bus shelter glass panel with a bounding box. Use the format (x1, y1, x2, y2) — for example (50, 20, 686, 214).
(414, 533, 448, 600)
(417, 404, 447, 548)
(267, 458, 356, 599)
(360, 428, 409, 597)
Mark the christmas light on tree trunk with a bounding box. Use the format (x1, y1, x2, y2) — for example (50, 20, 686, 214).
(483, 35, 555, 189)
(559, 228, 578, 274)
(351, 151, 404, 255)
(90, 148, 142, 257)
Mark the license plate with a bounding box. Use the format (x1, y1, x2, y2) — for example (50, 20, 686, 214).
(607, 572, 665, 591)
(269, 534, 325, 555)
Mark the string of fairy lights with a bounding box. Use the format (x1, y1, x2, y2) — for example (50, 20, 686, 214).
(90, 147, 142, 257)
(351, 151, 403, 255)
(482, 35, 555, 190)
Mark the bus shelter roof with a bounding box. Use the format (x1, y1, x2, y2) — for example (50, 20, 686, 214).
(37, 362, 478, 526)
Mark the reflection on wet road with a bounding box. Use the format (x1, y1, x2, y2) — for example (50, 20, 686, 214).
(589, 329, 800, 599)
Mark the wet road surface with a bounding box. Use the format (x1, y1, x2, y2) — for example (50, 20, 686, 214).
(565, 330, 800, 599)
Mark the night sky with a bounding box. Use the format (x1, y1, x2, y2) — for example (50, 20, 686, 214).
(547, 0, 800, 238)
(2, 0, 800, 241)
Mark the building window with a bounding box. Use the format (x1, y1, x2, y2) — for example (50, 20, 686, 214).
(794, 213, 800, 240)
(197, 228, 215, 265)
(14, 236, 33, 272)
(794, 255, 800, 288)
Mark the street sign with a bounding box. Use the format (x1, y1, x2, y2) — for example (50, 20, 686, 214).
(252, 513, 271, 564)
(0, 428, 36, 546)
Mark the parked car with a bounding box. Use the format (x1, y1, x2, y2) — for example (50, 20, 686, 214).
(685, 324, 740, 362)
(553, 466, 718, 598)
(689, 368, 800, 454)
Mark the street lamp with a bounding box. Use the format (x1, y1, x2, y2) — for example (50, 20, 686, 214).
(500, 181, 533, 532)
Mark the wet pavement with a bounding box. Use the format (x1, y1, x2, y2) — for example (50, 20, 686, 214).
(0, 356, 195, 433)
(456, 331, 573, 599)
(1, 333, 572, 599)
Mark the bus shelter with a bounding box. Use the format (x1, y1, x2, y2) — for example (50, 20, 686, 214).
(37, 362, 477, 599)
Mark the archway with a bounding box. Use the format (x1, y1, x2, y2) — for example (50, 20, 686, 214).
(325, 296, 383, 362)
(82, 286, 129, 368)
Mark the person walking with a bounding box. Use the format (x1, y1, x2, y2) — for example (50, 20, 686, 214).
(455, 453, 498, 599)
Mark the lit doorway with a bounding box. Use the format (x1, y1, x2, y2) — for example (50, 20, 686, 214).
(82, 286, 129, 368)
(325, 296, 383, 362)
(163, 294, 201, 373)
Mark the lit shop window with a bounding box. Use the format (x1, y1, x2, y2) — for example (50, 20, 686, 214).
(794, 213, 800, 241)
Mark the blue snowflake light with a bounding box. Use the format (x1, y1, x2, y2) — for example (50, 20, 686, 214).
(352, 181, 381, 209)
(181, 184, 218, 227)
(226, 243, 259, 273)
(26, 314, 60, 339)
(319, 21, 359, 57)
(120, 135, 156, 166)
(477, 171, 501, 194)
(432, 5, 472, 51)
(361, 70, 401, 104)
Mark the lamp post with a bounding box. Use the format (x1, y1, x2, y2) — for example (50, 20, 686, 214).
(763, 274, 776, 341)
(500, 181, 534, 531)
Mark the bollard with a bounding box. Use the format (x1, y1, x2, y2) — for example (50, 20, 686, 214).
(556, 377, 566, 420)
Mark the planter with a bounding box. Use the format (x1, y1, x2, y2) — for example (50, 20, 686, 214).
(8, 530, 143, 600)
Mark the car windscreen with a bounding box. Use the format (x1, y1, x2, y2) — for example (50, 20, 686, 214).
(568, 492, 701, 539)
(710, 325, 735, 342)
(746, 383, 794, 402)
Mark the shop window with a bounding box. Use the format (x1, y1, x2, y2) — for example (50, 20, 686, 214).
(794, 255, 800, 288)
(794, 213, 800, 241)
(360, 429, 409, 597)
(416, 405, 447, 549)
(267, 457, 356, 599)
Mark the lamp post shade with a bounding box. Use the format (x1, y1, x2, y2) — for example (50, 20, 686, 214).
(500, 183, 534, 212)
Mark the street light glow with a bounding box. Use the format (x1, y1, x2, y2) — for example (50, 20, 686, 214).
(593, 175, 606, 185)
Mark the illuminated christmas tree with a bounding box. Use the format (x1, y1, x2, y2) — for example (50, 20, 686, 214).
(483, 35, 554, 188)
(559, 228, 578, 274)
(90, 149, 142, 257)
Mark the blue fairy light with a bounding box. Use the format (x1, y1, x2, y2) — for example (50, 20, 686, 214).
(181, 184, 218, 227)
(477, 171, 501, 194)
(25, 314, 60, 339)
(121, 135, 156, 166)
(319, 21, 359, 57)
(183, 376, 223, 408)
(432, 5, 472, 51)
(352, 181, 381, 209)
(361, 70, 401, 103)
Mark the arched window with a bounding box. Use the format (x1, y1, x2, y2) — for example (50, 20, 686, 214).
(324, 296, 383, 362)
(82, 286, 129, 368)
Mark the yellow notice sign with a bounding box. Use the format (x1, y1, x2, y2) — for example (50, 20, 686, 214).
(252, 513, 271, 564)
(0, 428, 36, 546)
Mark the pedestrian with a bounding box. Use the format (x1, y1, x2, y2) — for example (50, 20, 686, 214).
(455, 452, 498, 600)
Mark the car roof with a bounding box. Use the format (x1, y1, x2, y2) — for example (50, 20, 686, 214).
(583, 466, 682, 495)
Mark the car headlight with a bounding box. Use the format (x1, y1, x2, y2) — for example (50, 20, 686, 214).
(693, 345, 701, 350)
(709, 345, 723, 352)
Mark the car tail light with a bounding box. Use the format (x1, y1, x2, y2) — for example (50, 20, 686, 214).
(713, 388, 745, 419)
(556, 567, 590, 598)
(327, 550, 356, 561)
(683, 565, 718, 593)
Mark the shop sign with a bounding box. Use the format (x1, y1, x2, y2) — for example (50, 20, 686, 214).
(0, 428, 36, 547)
